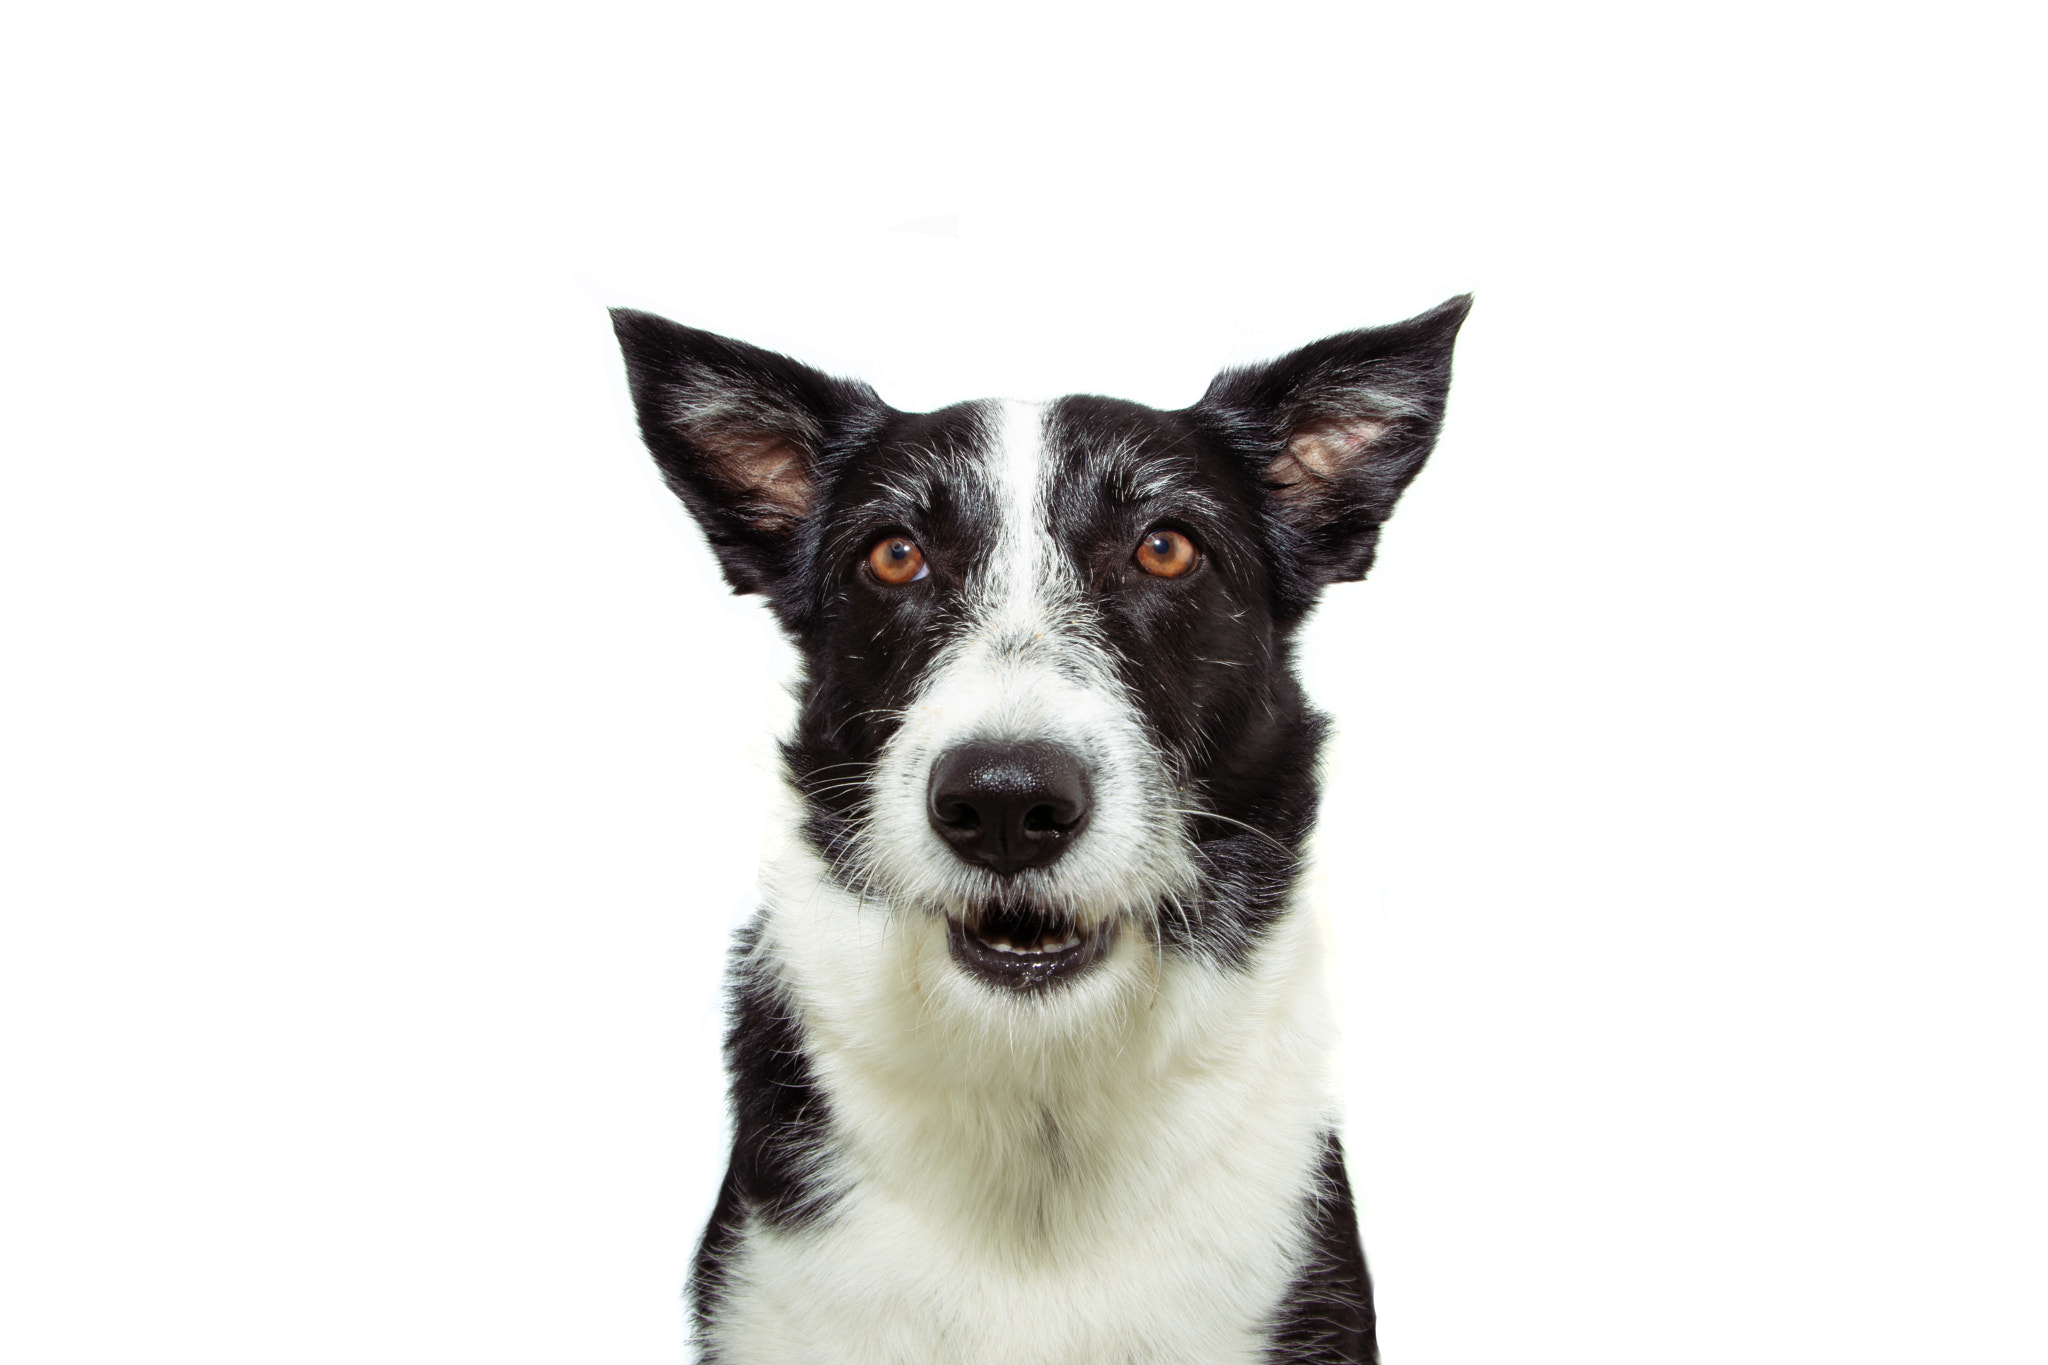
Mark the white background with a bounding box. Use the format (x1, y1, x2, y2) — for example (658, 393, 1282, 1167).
(4, 3, 2042, 1362)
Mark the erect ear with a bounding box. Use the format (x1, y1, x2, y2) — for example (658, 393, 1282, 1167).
(610, 309, 884, 596)
(1196, 295, 1471, 589)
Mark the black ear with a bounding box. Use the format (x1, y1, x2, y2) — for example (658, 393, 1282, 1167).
(1196, 295, 1471, 590)
(610, 309, 884, 596)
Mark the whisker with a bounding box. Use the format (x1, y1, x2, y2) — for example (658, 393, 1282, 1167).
(1162, 889, 1198, 948)
(800, 780, 874, 798)
(1168, 807, 1298, 860)
(799, 759, 877, 780)
(1143, 917, 1162, 1013)
(826, 707, 907, 746)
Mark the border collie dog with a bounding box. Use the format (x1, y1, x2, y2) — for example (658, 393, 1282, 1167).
(611, 297, 1469, 1365)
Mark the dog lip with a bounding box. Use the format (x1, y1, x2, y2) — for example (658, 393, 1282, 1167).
(946, 912, 1114, 993)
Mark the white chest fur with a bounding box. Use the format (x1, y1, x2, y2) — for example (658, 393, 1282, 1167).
(704, 833, 1343, 1364)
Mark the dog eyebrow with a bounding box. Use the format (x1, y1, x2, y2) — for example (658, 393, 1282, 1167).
(860, 476, 936, 516)
(835, 446, 958, 520)
(1064, 427, 1229, 518)
(820, 449, 1001, 569)
(1102, 460, 1230, 525)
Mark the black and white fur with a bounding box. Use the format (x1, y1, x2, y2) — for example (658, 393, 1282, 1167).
(612, 297, 1469, 1365)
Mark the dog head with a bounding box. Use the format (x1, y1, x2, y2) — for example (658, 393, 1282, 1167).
(613, 301, 1468, 995)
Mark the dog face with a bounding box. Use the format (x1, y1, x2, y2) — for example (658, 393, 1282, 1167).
(613, 301, 1468, 992)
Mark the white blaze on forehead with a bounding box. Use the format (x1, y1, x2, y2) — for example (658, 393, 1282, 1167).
(982, 399, 1055, 625)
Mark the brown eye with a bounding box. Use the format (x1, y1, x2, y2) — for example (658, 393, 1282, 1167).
(867, 535, 928, 585)
(1134, 528, 1199, 578)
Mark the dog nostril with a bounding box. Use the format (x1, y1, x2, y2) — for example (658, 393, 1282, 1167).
(927, 741, 1093, 876)
(1022, 804, 1069, 833)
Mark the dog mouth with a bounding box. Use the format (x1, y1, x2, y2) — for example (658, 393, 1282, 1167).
(946, 902, 1114, 993)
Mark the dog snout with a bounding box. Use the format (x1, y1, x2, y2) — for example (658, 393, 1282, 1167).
(927, 741, 1092, 876)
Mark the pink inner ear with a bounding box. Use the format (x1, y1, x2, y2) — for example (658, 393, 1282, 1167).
(745, 437, 812, 516)
(1270, 416, 1390, 495)
(705, 431, 814, 523)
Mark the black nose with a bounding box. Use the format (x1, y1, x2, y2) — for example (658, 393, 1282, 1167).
(927, 741, 1092, 876)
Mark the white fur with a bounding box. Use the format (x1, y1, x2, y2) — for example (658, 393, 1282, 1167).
(989, 398, 1048, 620)
(712, 802, 1342, 1364)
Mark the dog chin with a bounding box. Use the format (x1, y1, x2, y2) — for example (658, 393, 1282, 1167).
(943, 900, 1118, 994)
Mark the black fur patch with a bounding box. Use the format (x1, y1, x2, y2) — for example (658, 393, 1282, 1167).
(690, 918, 837, 1350)
(1266, 1133, 1380, 1365)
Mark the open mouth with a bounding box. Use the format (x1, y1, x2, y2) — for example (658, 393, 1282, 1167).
(946, 902, 1114, 993)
